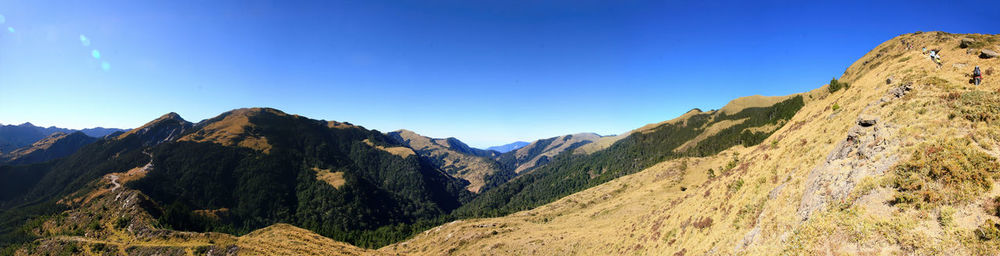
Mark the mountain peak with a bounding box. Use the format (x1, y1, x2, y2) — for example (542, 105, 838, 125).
(116, 112, 192, 145)
(178, 107, 291, 153)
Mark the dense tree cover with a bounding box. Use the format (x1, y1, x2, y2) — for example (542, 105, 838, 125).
(454, 96, 805, 218)
(0, 98, 804, 251)
(0, 133, 151, 252)
(130, 110, 473, 248)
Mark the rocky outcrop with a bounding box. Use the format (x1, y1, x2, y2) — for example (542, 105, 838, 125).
(981, 49, 998, 59)
(797, 83, 912, 222)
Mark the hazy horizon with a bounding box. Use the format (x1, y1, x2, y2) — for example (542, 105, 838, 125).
(2, 0, 998, 148)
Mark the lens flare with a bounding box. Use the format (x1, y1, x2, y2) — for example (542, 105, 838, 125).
(91, 49, 101, 59)
(80, 35, 90, 46)
(7, 27, 13, 33)
(101, 61, 111, 71)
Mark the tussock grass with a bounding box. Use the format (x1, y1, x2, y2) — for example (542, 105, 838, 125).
(890, 139, 1000, 209)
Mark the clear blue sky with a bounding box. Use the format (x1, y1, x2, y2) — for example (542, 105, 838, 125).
(1, 0, 998, 148)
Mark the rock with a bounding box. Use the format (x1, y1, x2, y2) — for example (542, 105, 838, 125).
(885, 75, 894, 85)
(857, 115, 878, 127)
(982, 49, 999, 59)
(888, 83, 912, 98)
(960, 38, 975, 48)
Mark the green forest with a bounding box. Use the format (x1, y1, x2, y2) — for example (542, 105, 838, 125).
(0, 98, 804, 252)
(453, 96, 805, 218)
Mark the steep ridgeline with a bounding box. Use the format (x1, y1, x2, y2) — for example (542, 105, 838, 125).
(383, 32, 1000, 255)
(387, 130, 503, 193)
(0, 108, 474, 253)
(0, 122, 123, 154)
(0, 113, 187, 252)
(0, 131, 96, 165)
(454, 94, 804, 218)
(487, 141, 530, 153)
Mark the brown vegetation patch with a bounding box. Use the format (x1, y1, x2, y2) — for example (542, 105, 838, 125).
(362, 139, 415, 158)
(890, 139, 1000, 209)
(178, 108, 274, 153)
(312, 167, 346, 189)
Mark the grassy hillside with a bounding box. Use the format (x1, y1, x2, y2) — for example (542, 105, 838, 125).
(380, 31, 1000, 255)
(0, 132, 96, 166)
(388, 130, 504, 193)
(0, 108, 475, 253)
(5, 31, 998, 255)
(454, 94, 804, 218)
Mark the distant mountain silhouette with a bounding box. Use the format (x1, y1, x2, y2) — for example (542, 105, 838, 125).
(486, 141, 530, 153)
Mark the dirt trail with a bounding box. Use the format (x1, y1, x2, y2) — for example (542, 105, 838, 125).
(109, 151, 153, 191)
(109, 174, 121, 191)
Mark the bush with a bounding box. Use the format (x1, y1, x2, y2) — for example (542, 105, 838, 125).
(938, 206, 955, 227)
(115, 217, 131, 230)
(890, 139, 1000, 209)
(953, 91, 1000, 123)
(832, 103, 841, 111)
(728, 179, 745, 193)
(977, 220, 1000, 240)
(828, 78, 849, 93)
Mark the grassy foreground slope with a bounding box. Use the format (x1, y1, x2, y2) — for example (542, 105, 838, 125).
(454, 94, 805, 218)
(381, 32, 1000, 255)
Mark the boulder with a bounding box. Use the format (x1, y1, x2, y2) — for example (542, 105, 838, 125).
(857, 115, 878, 127)
(888, 83, 912, 99)
(960, 38, 975, 48)
(885, 75, 894, 85)
(982, 49, 999, 59)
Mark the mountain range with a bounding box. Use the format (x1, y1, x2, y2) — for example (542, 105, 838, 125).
(486, 141, 530, 153)
(2, 32, 1000, 255)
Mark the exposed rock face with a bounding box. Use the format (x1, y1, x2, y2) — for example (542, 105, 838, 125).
(981, 49, 998, 59)
(960, 38, 975, 48)
(797, 83, 912, 222)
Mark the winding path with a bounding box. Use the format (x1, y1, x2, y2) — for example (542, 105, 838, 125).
(109, 151, 152, 191)
(109, 174, 121, 191)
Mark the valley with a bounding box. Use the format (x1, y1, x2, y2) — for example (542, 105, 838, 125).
(1, 31, 999, 255)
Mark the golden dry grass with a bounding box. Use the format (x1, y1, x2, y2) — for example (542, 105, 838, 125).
(375, 32, 1000, 255)
(312, 167, 346, 189)
(237, 224, 383, 256)
(393, 129, 502, 193)
(178, 108, 276, 153)
(27, 32, 1000, 256)
(362, 139, 415, 158)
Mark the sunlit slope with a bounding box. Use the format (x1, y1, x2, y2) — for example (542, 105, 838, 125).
(452, 93, 805, 218)
(379, 31, 1000, 255)
(389, 129, 504, 193)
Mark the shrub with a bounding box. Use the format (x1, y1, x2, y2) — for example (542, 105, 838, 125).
(938, 206, 955, 227)
(707, 168, 716, 179)
(832, 103, 841, 111)
(890, 139, 1000, 209)
(828, 78, 849, 93)
(115, 216, 131, 229)
(954, 91, 1000, 123)
(977, 220, 1000, 240)
(728, 179, 745, 193)
(693, 217, 713, 229)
